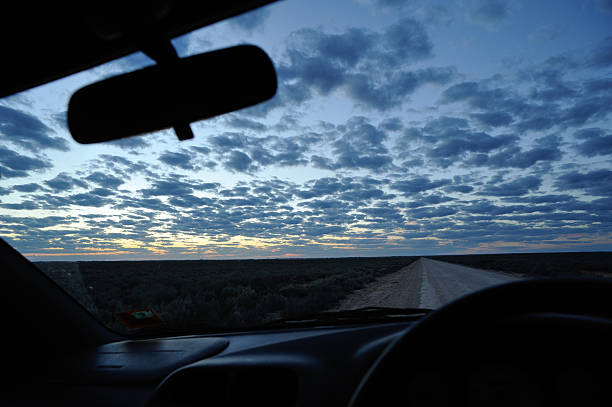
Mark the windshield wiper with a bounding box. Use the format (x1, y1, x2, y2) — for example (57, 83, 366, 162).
(261, 306, 432, 329)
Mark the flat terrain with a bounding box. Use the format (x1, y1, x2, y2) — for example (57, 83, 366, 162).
(36, 256, 417, 332)
(335, 258, 517, 310)
(430, 252, 612, 278)
(34, 252, 611, 333)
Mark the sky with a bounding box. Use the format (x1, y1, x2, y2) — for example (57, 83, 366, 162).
(1, 0, 612, 261)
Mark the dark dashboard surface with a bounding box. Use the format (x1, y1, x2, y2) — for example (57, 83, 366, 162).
(6, 322, 411, 407)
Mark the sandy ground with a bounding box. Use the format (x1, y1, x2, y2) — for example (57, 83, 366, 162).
(332, 260, 423, 310)
(333, 257, 519, 310)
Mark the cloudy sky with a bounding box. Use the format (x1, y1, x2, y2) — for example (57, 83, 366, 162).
(1, 0, 611, 260)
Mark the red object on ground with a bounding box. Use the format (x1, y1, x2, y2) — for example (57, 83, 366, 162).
(115, 308, 163, 329)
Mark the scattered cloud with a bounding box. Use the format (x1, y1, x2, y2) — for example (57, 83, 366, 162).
(2, 3, 611, 259)
(0, 105, 69, 152)
(574, 128, 612, 157)
(224, 150, 254, 172)
(0, 147, 53, 178)
(44, 173, 88, 193)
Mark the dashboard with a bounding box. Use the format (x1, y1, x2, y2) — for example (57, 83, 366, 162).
(6, 322, 411, 406)
(7, 311, 612, 406)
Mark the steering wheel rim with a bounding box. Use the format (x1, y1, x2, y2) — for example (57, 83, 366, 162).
(349, 277, 612, 407)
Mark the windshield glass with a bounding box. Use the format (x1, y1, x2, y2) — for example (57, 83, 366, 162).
(1, 0, 611, 334)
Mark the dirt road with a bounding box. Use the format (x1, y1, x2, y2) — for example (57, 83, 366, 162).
(334, 257, 518, 310)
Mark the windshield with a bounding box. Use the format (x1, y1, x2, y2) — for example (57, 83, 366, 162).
(1, 0, 611, 334)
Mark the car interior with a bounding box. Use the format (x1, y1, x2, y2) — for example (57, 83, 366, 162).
(1, 1, 611, 406)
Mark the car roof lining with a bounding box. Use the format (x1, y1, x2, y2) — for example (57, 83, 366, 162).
(0, 0, 278, 98)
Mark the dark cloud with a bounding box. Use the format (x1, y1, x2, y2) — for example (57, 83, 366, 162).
(441, 69, 612, 136)
(210, 133, 248, 149)
(346, 67, 457, 111)
(206, 130, 321, 171)
(264, 138, 309, 166)
(229, 7, 271, 32)
(503, 194, 574, 204)
(141, 179, 196, 197)
(471, 135, 562, 169)
(428, 132, 516, 159)
(67, 193, 111, 207)
(115, 196, 174, 212)
(168, 194, 216, 209)
(12, 183, 43, 193)
(85, 172, 125, 188)
(588, 36, 612, 68)
(194, 182, 220, 191)
(0, 201, 40, 210)
(445, 184, 474, 194)
(391, 177, 451, 195)
(574, 128, 612, 157)
(44, 173, 88, 193)
(92, 154, 151, 179)
(224, 151, 253, 172)
(405, 194, 454, 208)
(424, 116, 469, 134)
(584, 78, 612, 94)
(470, 112, 513, 127)
(191, 146, 211, 155)
(471, 1, 508, 25)
(361, 206, 404, 222)
(159, 151, 197, 170)
(561, 95, 612, 127)
(295, 176, 392, 204)
(482, 175, 542, 196)
(409, 205, 457, 219)
(0, 147, 53, 178)
(275, 19, 454, 112)
(555, 169, 612, 197)
(224, 116, 267, 132)
(380, 17, 433, 64)
(379, 118, 403, 132)
(0, 105, 69, 152)
(89, 187, 115, 197)
(295, 177, 344, 199)
(528, 69, 578, 102)
(320, 117, 394, 171)
(441, 81, 528, 118)
(440, 81, 479, 102)
(218, 186, 249, 197)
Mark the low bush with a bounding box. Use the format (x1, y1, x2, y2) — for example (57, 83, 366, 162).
(36, 256, 417, 333)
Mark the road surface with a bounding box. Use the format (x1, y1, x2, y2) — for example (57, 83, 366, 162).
(334, 257, 518, 310)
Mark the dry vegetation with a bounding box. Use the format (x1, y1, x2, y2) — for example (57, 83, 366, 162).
(35, 257, 416, 333)
(35, 252, 612, 334)
(430, 252, 612, 278)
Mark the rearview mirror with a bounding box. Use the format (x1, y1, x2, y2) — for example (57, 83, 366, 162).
(68, 45, 277, 144)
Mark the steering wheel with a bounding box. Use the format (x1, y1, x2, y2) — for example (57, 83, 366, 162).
(349, 278, 612, 407)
